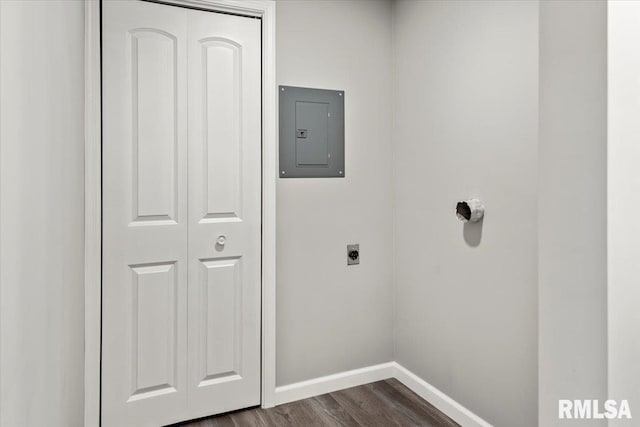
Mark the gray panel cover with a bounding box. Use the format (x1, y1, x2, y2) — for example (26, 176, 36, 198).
(279, 86, 345, 178)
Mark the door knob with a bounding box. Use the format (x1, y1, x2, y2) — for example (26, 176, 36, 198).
(217, 235, 226, 246)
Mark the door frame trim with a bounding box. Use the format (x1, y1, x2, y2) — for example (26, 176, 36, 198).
(84, 1, 277, 425)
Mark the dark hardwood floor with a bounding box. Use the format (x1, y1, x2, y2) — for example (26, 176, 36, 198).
(177, 378, 460, 427)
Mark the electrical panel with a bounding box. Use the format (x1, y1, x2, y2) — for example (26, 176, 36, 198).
(279, 86, 345, 178)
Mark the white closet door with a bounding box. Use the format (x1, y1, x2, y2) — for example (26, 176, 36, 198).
(102, 1, 261, 426)
(186, 9, 262, 418)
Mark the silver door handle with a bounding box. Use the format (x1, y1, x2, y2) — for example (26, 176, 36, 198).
(217, 235, 226, 246)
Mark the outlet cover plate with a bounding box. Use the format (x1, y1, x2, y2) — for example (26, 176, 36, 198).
(347, 244, 360, 265)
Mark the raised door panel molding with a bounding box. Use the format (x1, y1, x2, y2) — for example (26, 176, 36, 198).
(198, 257, 243, 386)
(200, 38, 243, 222)
(131, 29, 179, 224)
(129, 261, 179, 401)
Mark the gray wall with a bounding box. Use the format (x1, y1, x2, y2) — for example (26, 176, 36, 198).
(276, 0, 395, 386)
(392, 1, 539, 425)
(0, 1, 85, 426)
(538, 3, 608, 425)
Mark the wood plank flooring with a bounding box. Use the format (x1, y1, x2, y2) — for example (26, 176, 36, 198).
(175, 378, 460, 427)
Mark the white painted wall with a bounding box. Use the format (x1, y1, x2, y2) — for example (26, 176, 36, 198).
(392, 1, 539, 425)
(539, 2, 608, 426)
(609, 2, 640, 425)
(0, 1, 85, 426)
(276, 0, 395, 386)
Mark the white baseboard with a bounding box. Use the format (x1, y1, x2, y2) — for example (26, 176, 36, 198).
(273, 362, 491, 427)
(393, 363, 492, 427)
(274, 362, 396, 406)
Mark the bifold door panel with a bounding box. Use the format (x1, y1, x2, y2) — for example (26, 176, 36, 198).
(102, 1, 261, 426)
